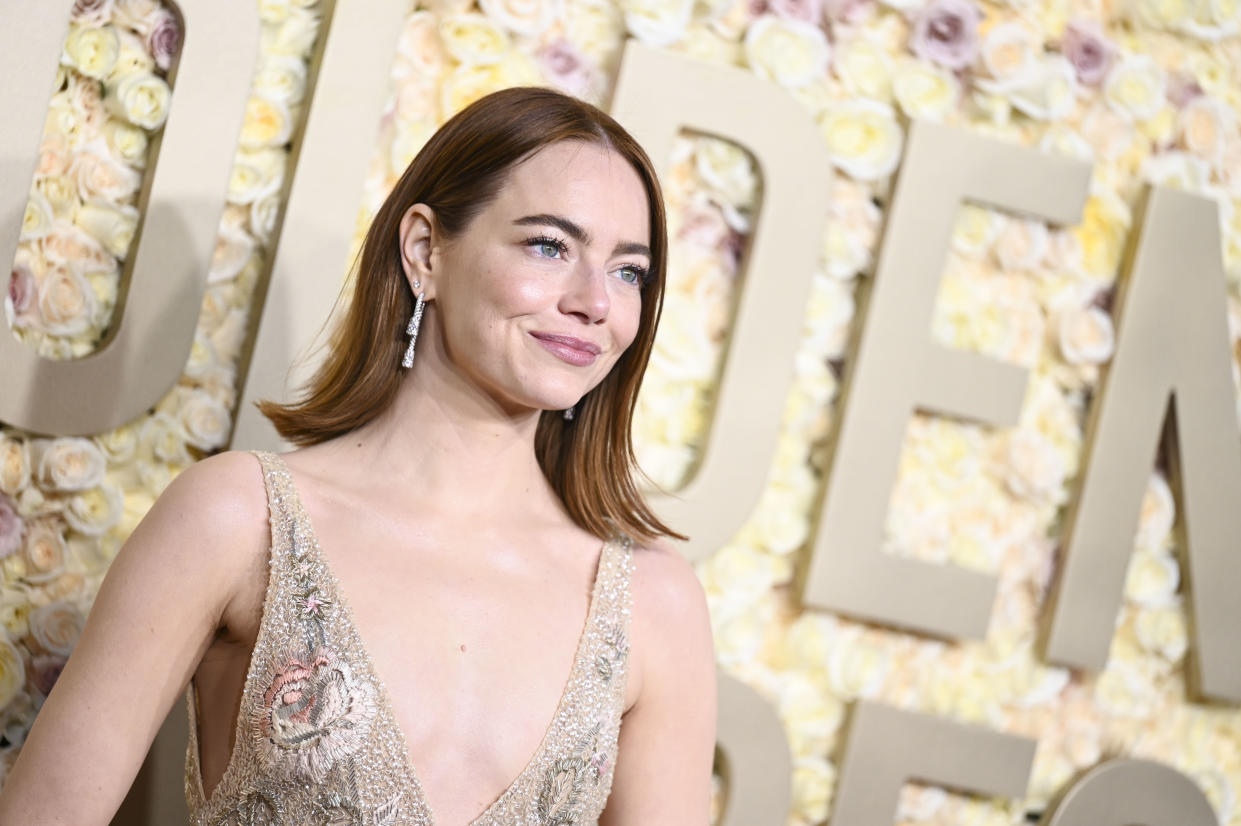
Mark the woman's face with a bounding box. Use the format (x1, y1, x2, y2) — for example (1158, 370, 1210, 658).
(400, 140, 651, 416)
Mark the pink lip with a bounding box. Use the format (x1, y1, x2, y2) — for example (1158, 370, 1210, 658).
(530, 332, 601, 366)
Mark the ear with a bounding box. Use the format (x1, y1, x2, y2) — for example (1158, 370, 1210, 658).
(398, 203, 440, 300)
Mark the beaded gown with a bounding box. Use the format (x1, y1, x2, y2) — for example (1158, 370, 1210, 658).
(183, 450, 636, 826)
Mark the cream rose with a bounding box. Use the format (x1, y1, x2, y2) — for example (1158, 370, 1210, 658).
(65, 483, 124, 536)
(792, 756, 836, 823)
(1124, 549, 1179, 607)
(252, 54, 307, 107)
(693, 138, 757, 209)
(29, 601, 85, 657)
(112, 0, 163, 33)
(208, 224, 258, 284)
(36, 438, 106, 492)
(183, 329, 217, 381)
(1002, 428, 1066, 500)
(75, 201, 138, 258)
(239, 93, 293, 149)
(260, 7, 321, 57)
(620, 0, 693, 48)
(893, 56, 960, 121)
(107, 27, 155, 81)
(975, 22, 1039, 94)
(101, 118, 148, 168)
(478, 0, 559, 37)
(94, 424, 138, 464)
(178, 389, 231, 451)
(20, 191, 55, 242)
(819, 99, 903, 181)
(37, 266, 98, 337)
(1179, 95, 1231, 169)
(1103, 54, 1166, 123)
(227, 148, 286, 205)
(139, 413, 191, 466)
(1135, 471, 1174, 550)
(744, 15, 832, 89)
(395, 12, 447, 81)
(438, 13, 510, 66)
(1008, 55, 1078, 121)
(250, 190, 282, 246)
(951, 204, 1001, 258)
(994, 216, 1049, 271)
(35, 174, 79, 220)
(0, 635, 23, 713)
(62, 25, 120, 80)
(105, 71, 172, 130)
(0, 439, 31, 497)
(565, 0, 625, 65)
(1134, 601, 1188, 662)
(69, 139, 141, 203)
(833, 37, 894, 103)
(826, 628, 891, 699)
(22, 520, 67, 583)
(1057, 305, 1114, 364)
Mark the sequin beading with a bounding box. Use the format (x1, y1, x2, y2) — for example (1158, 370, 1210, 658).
(183, 450, 636, 826)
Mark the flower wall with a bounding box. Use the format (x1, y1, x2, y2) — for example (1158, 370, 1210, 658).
(4, 0, 1241, 823)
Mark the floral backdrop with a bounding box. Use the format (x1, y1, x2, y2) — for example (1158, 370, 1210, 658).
(3, 0, 1241, 823)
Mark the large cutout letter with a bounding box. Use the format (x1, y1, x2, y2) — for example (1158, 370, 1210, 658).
(1040, 759, 1219, 826)
(797, 121, 1090, 638)
(1041, 186, 1241, 703)
(831, 701, 1035, 826)
(714, 672, 793, 826)
(0, 0, 257, 435)
(231, 0, 413, 450)
(609, 42, 832, 563)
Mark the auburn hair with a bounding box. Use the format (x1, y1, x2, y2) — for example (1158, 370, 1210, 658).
(256, 86, 684, 543)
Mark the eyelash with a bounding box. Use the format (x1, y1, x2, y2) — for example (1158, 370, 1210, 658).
(524, 234, 651, 287)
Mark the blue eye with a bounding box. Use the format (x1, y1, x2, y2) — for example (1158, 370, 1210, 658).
(527, 235, 568, 258)
(617, 265, 650, 287)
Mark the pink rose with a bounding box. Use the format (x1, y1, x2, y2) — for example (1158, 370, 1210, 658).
(0, 493, 21, 559)
(9, 265, 37, 323)
(32, 655, 68, 696)
(1166, 70, 1204, 108)
(822, 0, 873, 23)
(909, 0, 981, 71)
(536, 39, 595, 99)
(146, 9, 181, 73)
(1059, 19, 1114, 86)
(71, 0, 115, 26)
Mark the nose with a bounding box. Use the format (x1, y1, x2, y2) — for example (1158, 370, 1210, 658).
(559, 259, 610, 325)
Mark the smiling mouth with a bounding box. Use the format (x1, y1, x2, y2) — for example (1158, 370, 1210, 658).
(530, 332, 600, 366)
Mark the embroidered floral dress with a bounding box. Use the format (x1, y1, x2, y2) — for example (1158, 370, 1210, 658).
(184, 450, 635, 826)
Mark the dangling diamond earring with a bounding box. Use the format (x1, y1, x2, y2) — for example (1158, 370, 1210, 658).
(401, 280, 426, 369)
(563, 404, 575, 421)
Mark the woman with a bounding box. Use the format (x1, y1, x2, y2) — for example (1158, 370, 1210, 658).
(0, 86, 717, 825)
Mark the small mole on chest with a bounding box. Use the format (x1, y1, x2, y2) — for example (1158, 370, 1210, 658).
(459, 643, 466, 652)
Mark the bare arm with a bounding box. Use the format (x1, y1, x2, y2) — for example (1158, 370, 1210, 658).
(599, 542, 717, 825)
(0, 450, 268, 825)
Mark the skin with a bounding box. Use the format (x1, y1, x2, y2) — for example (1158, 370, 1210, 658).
(0, 140, 717, 825)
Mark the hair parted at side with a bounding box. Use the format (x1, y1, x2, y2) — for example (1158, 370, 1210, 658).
(256, 86, 685, 544)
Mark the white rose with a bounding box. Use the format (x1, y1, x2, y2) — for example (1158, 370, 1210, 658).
(693, 137, 757, 209)
(951, 205, 1002, 258)
(898, 786, 948, 820)
(259, 7, 320, 57)
(1002, 428, 1066, 500)
(744, 15, 831, 90)
(395, 12, 447, 82)
(0, 438, 31, 497)
(178, 389, 231, 451)
(105, 71, 172, 130)
(1179, 95, 1232, 169)
(1103, 54, 1165, 123)
(37, 266, 98, 337)
(819, 99, 903, 181)
(975, 23, 1040, 94)
(1057, 305, 1114, 364)
(107, 27, 155, 81)
(1039, 123, 1095, 162)
(64, 483, 124, 536)
(29, 602, 84, 657)
(438, 13, 510, 66)
(253, 54, 308, 105)
(101, 118, 148, 167)
(620, 0, 693, 47)
(1124, 549, 1180, 607)
(34, 175, 78, 222)
(94, 424, 138, 464)
(1140, 150, 1212, 191)
(994, 216, 1049, 271)
(21, 520, 67, 583)
(833, 37, 894, 103)
(249, 191, 282, 245)
(565, 0, 625, 65)
(36, 438, 106, 492)
(791, 756, 836, 822)
(753, 484, 812, 555)
(62, 25, 119, 80)
(0, 635, 25, 712)
(802, 273, 855, 357)
(20, 191, 55, 242)
(138, 413, 191, 466)
(826, 629, 891, 699)
(69, 139, 140, 202)
(1008, 55, 1078, 121)
(75, 201, 138, 258)
(478, 0, 559, 37)
(893, 56, 960, 121)
(1134, 601, 1188, 662)
(227, 148, 285, 205)
(208, 223, 258, 284)
(112, 0, 164, 34)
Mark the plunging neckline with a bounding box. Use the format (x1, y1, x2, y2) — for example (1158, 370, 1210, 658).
(277, 455, 613, 826)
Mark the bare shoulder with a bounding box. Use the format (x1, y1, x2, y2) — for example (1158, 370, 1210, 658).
(627, 539, 715, 706)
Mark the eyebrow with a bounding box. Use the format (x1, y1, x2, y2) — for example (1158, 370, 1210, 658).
(512, 213, 651, 259)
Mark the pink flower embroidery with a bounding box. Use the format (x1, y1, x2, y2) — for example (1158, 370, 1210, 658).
(254, 647, 376, 782)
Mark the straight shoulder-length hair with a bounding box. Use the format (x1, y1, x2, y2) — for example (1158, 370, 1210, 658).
(257, 86, 684, 544)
